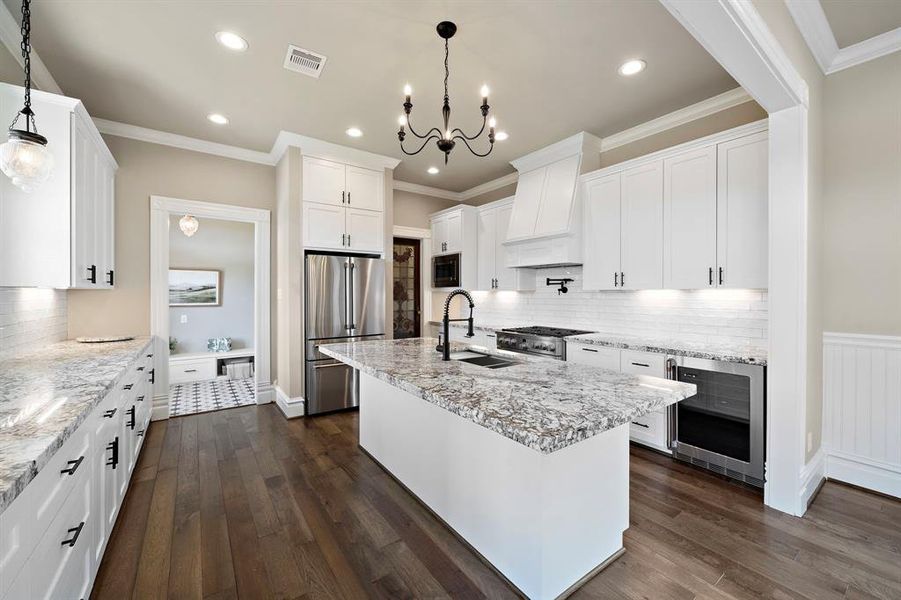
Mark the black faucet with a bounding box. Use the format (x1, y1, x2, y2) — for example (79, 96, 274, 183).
(439, 289, 475, 361)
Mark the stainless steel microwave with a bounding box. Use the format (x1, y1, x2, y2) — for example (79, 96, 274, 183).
(432, 253, 461, 288)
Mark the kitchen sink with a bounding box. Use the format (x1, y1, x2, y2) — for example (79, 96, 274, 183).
(449, 351, 519, 369)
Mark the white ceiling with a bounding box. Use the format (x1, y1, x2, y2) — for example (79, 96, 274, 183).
(820, 0, 901, 48)
(16, 0, 738, 191)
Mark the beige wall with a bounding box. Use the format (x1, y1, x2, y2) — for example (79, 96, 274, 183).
(0, 42, 22, 86)
(466, 183, 517, 206)
(823, 52, 901, 335)
(67, 135, 279, 377)
(752, 0, 826, 463)
(599, 101, 767, 167)
(393, 190, 457, 227)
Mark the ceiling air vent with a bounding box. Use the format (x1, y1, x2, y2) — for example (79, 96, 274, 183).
(283, 45, 327, 78)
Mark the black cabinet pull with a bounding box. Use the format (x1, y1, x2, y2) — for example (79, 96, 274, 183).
(149, 368, 155, 384)
(123, 383, 133, 390)
(87, 265, 97, 284)
(582, 347, 599, 353)
(106, 269, 114, 286)
(137, 366, 145, 371)
(61, 521, 85, 547)
(60, 456, 85, 476)
(614, 272, 618, 287)
(631, 362, 650, 368)
(184, 369, 197, 373)
(136, 395, 145, 402)
(342, 190, 346, 204)
(127, 406, 136, 430)
(621, 272, 625, 287)
(347, 191, 351, 204)
(631, 421, 650, 429)
(137, 429, 145, 438)
(146, 353, 153, 358)
(718, 267, 724, 285)
(709, 267, 713, 286)
(103, 408, 117, 418)
(106, 437, 119, 469)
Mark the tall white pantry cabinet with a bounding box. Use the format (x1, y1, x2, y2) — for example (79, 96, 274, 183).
(0, 83, 117, 289)
(582, 124, 768, 291)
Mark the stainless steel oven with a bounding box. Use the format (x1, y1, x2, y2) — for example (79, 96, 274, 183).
(667, 357, 766, 487)
(432, 253, 461, 288)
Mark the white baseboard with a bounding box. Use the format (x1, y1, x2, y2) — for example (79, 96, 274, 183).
(826, 450, 901, 499)
(151, 393, 170, 421)
(799, 448, 826, 507)
(256, 381, 274, 405)
(274, 384, 305, 419)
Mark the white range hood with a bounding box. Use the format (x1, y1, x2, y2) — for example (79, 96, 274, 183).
(503, 132, 602, 268)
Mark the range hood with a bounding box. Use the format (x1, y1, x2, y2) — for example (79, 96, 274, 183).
(502, 132, 602, 268)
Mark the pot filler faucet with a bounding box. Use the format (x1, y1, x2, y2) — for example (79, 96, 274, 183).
(439, 289, 475, 361)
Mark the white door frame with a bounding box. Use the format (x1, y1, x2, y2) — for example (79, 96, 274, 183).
(149, 195, 272, 420)
(660, 0, 811, 515)
(393, 225, 432, 334)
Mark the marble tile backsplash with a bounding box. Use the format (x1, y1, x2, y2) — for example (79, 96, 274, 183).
(442, 266, 768, 347)
(0, 288, 68, 358)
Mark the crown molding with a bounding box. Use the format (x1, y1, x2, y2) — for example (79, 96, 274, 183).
(272, 131, 400, 171)
(787, 0, 901, 75)
(459, 172, 518, 200)
(510, 131, 604, 173)
(94, 118, 274, 165)
(393, 180, 461, 201)
(599, 87, 752, 151)
(0, 1, 62, 94)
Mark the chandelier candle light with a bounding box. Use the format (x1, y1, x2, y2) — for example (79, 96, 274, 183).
(0, 0, 53, 192)
(397, 21, 496, 164)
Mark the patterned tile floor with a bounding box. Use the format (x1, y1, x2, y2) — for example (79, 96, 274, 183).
(169, 377, 256, 417)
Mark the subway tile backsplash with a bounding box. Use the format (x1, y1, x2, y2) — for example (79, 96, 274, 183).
(0, 288, 68, 357)
(443, 266, 767, 347)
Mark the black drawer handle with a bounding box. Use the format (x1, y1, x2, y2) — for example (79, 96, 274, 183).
(136, 395, 145, 402)
(61, 521, 85, 547)
(146, 353, 153, 358)
(631, 362, 650, 368)
(60, 456, 85, 476)
(486, 334, 496, 338)
(103, 408, 117, 418)
(631, 421, 650, 429)
(582, 347, 599, 353)
(137, 366, 145, 371)
(149, 368, 155, 384)
(106, 437, 119, 469)
(123, 383, 133, 390)
(127, 406, 136, 430)
(106, 269, 114, 286)
(184, 369, 197, 373)
(137, 429, 145, 438)
(87, 265, 96, 284)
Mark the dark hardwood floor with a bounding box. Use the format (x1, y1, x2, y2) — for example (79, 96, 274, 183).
(91, 404, 901, 600)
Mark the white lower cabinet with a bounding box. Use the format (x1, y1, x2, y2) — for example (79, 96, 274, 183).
(567, 345, 672, 454)
(0, 349, 153, 600)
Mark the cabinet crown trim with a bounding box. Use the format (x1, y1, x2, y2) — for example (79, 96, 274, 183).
(510, 131, 603, 173)
(273, 131, 400, 171)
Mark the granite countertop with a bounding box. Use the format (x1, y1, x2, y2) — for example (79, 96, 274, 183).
(319, 338, 695, 454)
(426, 320, 506, 333)
(564, 333, 767, 366)
(0, 337, 152, 513)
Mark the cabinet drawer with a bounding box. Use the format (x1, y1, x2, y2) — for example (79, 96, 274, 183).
(566, 343, 620, 370)
(169, 358, 216, 384)
(620, 349, 666, 377)
(629, 408, 669, 453)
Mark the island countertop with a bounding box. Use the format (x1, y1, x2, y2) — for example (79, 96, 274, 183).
(0, 337, 152, 513)
(319, 338, 696, 454)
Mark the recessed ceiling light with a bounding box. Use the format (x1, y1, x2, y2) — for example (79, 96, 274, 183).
(215, 31, 248, 52)
(207, 113, 229, 125)
(346, 127, 363, 138)
(618, 59, 646, 76)
(427, 166, 439, 175)
(495, 131, 509, 141)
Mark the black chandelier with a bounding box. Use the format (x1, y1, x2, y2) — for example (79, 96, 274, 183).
(397, 21, 495, 164)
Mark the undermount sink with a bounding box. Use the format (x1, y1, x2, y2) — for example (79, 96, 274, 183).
(449, 351, 519, 369)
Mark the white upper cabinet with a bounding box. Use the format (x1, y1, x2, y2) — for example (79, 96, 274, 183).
(0, 84, 117, 289)
(301, 156, 385, 253)
(476, 199, 535, 291)
(534, 154, 581, 237)
(717, 131, 768, 288)
(445, 210, 463, 253)
(303, 157, 346, 206)
(582, 173, 622, 291)
(620, 161, 663, 290)
(664, 146, 717, 289)
(428, 205, 478, 289)
(506, 167, 544, 240)
(431, 216, 448, 254)
(344, 164, 383, 211)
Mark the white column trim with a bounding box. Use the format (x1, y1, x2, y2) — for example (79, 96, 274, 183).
(149, 195, 272, 420)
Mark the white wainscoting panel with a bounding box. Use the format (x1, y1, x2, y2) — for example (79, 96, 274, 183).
(823, 332, 901, 498)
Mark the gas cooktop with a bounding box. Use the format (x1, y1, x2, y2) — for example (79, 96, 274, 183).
(496, 326, 595, 359)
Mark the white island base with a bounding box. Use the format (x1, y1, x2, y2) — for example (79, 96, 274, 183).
(359, 373, 629, 599)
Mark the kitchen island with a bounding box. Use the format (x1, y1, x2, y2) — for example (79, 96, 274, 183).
(320, 338, 696, 599)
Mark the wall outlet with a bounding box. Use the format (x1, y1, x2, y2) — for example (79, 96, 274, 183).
(180, 314, 188, 324)
(807, 431, 812, 453)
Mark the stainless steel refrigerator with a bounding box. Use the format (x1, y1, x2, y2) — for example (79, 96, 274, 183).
(304, 253, 385, 415)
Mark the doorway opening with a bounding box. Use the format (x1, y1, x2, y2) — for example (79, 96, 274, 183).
(393, 237, 422, 339)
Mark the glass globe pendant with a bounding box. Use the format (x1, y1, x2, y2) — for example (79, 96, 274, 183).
(179, 214, 199, 237)
(0, 0, 53, 193)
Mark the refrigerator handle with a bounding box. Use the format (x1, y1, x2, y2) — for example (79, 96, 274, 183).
(348, 260, 356, 330)
(344, 260, 352, 331)
(665, 357, 679, 450)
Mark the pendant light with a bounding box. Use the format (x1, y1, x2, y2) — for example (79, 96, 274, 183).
(0, 0, 53, 192)
(179, 214, 199, 237)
